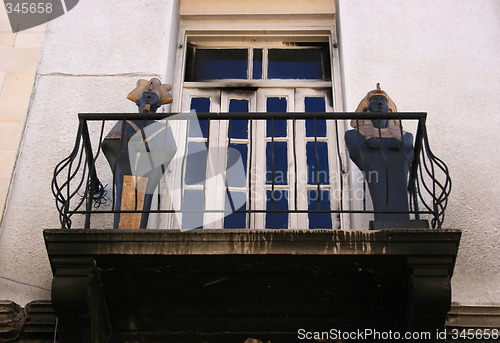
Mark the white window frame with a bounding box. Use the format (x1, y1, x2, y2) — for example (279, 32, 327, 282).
(161, 17, 349, 230)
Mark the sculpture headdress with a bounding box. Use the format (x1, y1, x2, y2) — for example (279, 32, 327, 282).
(105, 78, 173, 140)
(351, 83, 404, 140)
(127, 78, 173, 106)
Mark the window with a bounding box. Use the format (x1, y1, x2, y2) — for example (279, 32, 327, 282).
(185, 43, 331, 81)
(163, 32, 341, 230)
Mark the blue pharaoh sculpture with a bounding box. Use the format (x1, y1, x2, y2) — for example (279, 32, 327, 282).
(344, 84, 414, 224)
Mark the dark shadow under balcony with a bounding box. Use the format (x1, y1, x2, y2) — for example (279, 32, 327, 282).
(44, 228, 461, 343)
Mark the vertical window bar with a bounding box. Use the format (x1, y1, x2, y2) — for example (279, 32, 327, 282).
(156, 120, 170, 214)
(248, 119, 253, 228)
(248, 47, 253, 80)
(203, 119, 211, 224)
(225, 119, 236, 212)
(334, 119, 344, 213)
(313, 119, 322, 210)
(182, 97, 212, 229)
(179, 128, 188, 217)
(292, 118, 298, 212)
(270, 118, 276, 210)
(262, 47, 268, 80)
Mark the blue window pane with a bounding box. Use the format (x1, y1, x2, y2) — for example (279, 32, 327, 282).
(266, 190, 288, 229)
(228, 120, 248, 139)
(188, 120, 208, 138)
(305, 97, 326, 112)
(182, 189, 204, 229)
(253, 49, 262, 79)
(305, 97, 327, 137)
(268, 49, 324, 79)
(190, 97, 210, 138)
(185, 142, 207, 185)
(266, 97, 287, 137)
(266, 119, 287, 138)
(229, 98, 249, 113)
(226, 143, 247, 188)
(267, 97, 287, 112)
(224, 191, 247, 229)
(306, 141, 329, 185)
(308, 189, 332, 229)
(266, 142, 288, 185)
(228, 99, 249, 139)
(192, 49, 248, 80)
(306, 119, 327, 138)
(190, 97, 210, 112)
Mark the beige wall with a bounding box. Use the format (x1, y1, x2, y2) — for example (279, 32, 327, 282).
(0, 10, 45, 223)
(181, 0, 334, 15)
(337, 0, 500, 305)
(0, 0, 179, 305)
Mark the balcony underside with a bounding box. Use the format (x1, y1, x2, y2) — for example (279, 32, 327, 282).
(44, 229, 461, 343)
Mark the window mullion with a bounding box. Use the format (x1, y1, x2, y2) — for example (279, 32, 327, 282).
(262, 47, 269, 80)
(248, 47, 253, 80)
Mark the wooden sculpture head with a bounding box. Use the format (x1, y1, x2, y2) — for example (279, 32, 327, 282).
(127, 78, 173, 113)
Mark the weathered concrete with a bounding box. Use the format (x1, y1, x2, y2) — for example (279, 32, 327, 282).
(44, 228, 461, 257)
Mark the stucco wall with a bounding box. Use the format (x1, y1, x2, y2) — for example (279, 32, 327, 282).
(0, 10, 45, 223)
(0, 0, 179, 305)
(337, 0, 500, 305)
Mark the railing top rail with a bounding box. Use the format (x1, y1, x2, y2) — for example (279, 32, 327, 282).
(78, 112, 427, 121)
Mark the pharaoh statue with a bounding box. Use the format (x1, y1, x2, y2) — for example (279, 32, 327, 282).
(344, 84, 414, 225)
(101, 78, 176, 229)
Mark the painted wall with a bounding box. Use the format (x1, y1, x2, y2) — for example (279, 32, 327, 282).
(181, 0, 334, 15)
(0, 0, 179, 305)
(337, 0, 500, 305)
(0, 11, 45, 223)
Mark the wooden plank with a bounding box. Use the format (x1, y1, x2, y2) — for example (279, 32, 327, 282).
(118, 175, 148, 229)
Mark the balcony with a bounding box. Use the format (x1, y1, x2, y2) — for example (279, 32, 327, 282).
(45, 112, 459, 342)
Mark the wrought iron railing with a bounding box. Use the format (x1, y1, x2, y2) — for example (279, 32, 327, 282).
(51, 112, 451, 230)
